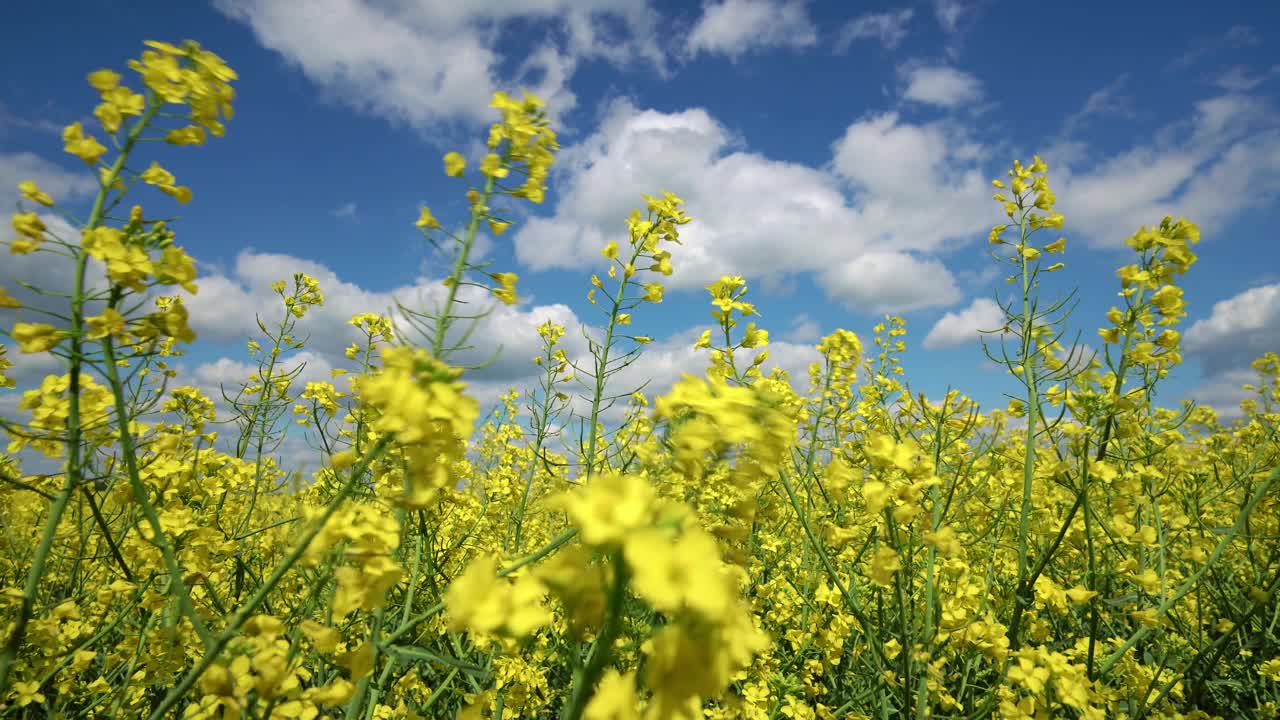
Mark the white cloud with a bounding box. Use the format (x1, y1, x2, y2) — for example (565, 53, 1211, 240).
(1185, 283, 1280, 375)
(0, 213, 119, 322)
(1053, 93, 1280, 247)
(818, 252, 961, 314)
(932, 0, 981, 58)
(185, 249, 592, 392)
(782, 313, 821, 343)
(514, 100, 856, 282)
(685, 0, 817, 60)
(0, 347, 63, 389)
(513, 101, 990, 315)
(829, 111, 992, 249)
(0, 102, 64, 137)
(923, 297, 1003, 349)
(1061, 74, 1134, 136)
(933, 0, 966, 34)
(0, 152, 97, 210)
(900, 64, 982, 107)
(213, 0, 665, 134)
(186, 350, 336, 404)
(1214, 65, 1280, 93)
(0, 154, 107, 319)
(835, 8, 914, 51)
(1178, 283, 1280, 423)
(1186, 367, 1259, 422)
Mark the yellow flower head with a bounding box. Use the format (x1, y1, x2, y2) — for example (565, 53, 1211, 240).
(479, 152, 509, 179)
(87, 69, 122, 92)
(18, 181, 53, 207)
(490, 272, 519, 306)
(62, 122, 108, 166)
(443, 151, 466, 177)
(415, 206, 441, 230)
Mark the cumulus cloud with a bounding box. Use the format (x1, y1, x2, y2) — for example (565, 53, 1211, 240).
(1, 244, 827, 476)
(0, 213, 120, 324)
(685, 0, 818, 60)
(818, 252, 961, 314)
(515, 101, 856, 280)
(923, 297, 1003, 349)
(900, 64, 982, 107)
(0, 347, 63, 390)
(213, 0, 665, 134)
(835, 8, 914, 51)
(782, 313, 822, 343)
(1174, 283, 1279, 421)
(185, 249, 590, 385)
(513, 101, 989, 315)
(0, 152, 97, 211)
(1052, 93, 1280, 247)
(1185, 283, 1280, 376)
(182, 350, 337, 409)
(1186, 367, 1260, 422)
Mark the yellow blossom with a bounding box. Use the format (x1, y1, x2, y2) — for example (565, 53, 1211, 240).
(491, 272, 519, 305)
(18, 181, 54, 207)
(444, 151, 466, 177)
(62, 121, 108, 165)
(85, 308, 128, 340)
(415, 206, 441, 230)
(11, 323, 65, 353)
(479, 153, 508, 179)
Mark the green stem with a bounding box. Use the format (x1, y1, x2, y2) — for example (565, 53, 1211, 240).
(101, 334, 215, 649)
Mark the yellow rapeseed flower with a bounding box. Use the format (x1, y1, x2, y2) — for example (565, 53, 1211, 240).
(12, 322, 65, 353)
(415, 206, 441, 230)
(18, 181, 53, 207)
(443, 151, 466, 177)
(62, 122, 108, 165)
(490, 272, 519, 305)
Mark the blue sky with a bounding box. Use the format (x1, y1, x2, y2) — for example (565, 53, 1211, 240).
(2, 0, 1279, 446)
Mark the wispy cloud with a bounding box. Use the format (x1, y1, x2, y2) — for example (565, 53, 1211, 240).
(0, 101, 63, 136)
(835, 8, 914, 52)
(1167, 24, 1261, 71)
(933, 0, 986, 59)
(1213, 64, 1280, 93)
(331, 201, 358, 221)
(1061, 74, 1136, 137)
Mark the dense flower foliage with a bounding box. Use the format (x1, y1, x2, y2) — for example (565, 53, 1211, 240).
(1, 41, 1278, 720)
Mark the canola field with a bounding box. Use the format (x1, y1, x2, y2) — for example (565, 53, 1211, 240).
(1, 40, 1278, 720)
